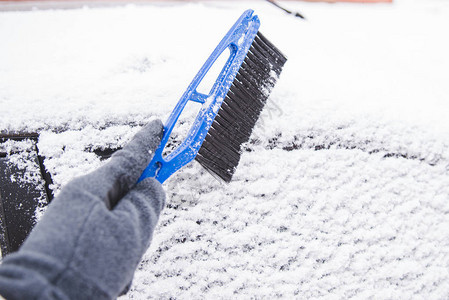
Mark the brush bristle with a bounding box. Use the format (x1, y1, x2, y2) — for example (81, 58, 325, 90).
(195, 32, 287, 182)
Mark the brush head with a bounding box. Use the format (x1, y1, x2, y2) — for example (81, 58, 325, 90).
(195, 32, 287, 182)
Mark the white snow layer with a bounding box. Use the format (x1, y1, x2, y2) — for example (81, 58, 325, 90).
(1, 0, 449, 298)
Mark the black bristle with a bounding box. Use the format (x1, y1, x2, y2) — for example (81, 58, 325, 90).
(195, 31, 287, 182)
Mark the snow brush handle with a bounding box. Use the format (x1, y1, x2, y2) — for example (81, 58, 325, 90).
(138, 9, 260, 184)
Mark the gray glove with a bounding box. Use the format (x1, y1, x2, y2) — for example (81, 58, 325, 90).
(0, 120, 166, 300)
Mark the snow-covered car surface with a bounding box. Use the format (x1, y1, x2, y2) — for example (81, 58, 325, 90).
(1, 0, 449, 298)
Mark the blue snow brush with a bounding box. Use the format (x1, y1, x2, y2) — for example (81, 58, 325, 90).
(139, 10, 287, 184)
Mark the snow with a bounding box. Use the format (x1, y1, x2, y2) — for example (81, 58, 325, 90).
(0, 139, 48, 220)
(1, 0, 449, 298)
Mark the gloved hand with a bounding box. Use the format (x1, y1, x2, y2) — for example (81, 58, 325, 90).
(0, 120, 165, 300)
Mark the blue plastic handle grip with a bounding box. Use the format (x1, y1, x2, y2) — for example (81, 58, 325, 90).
(138, 10, 260, 184)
